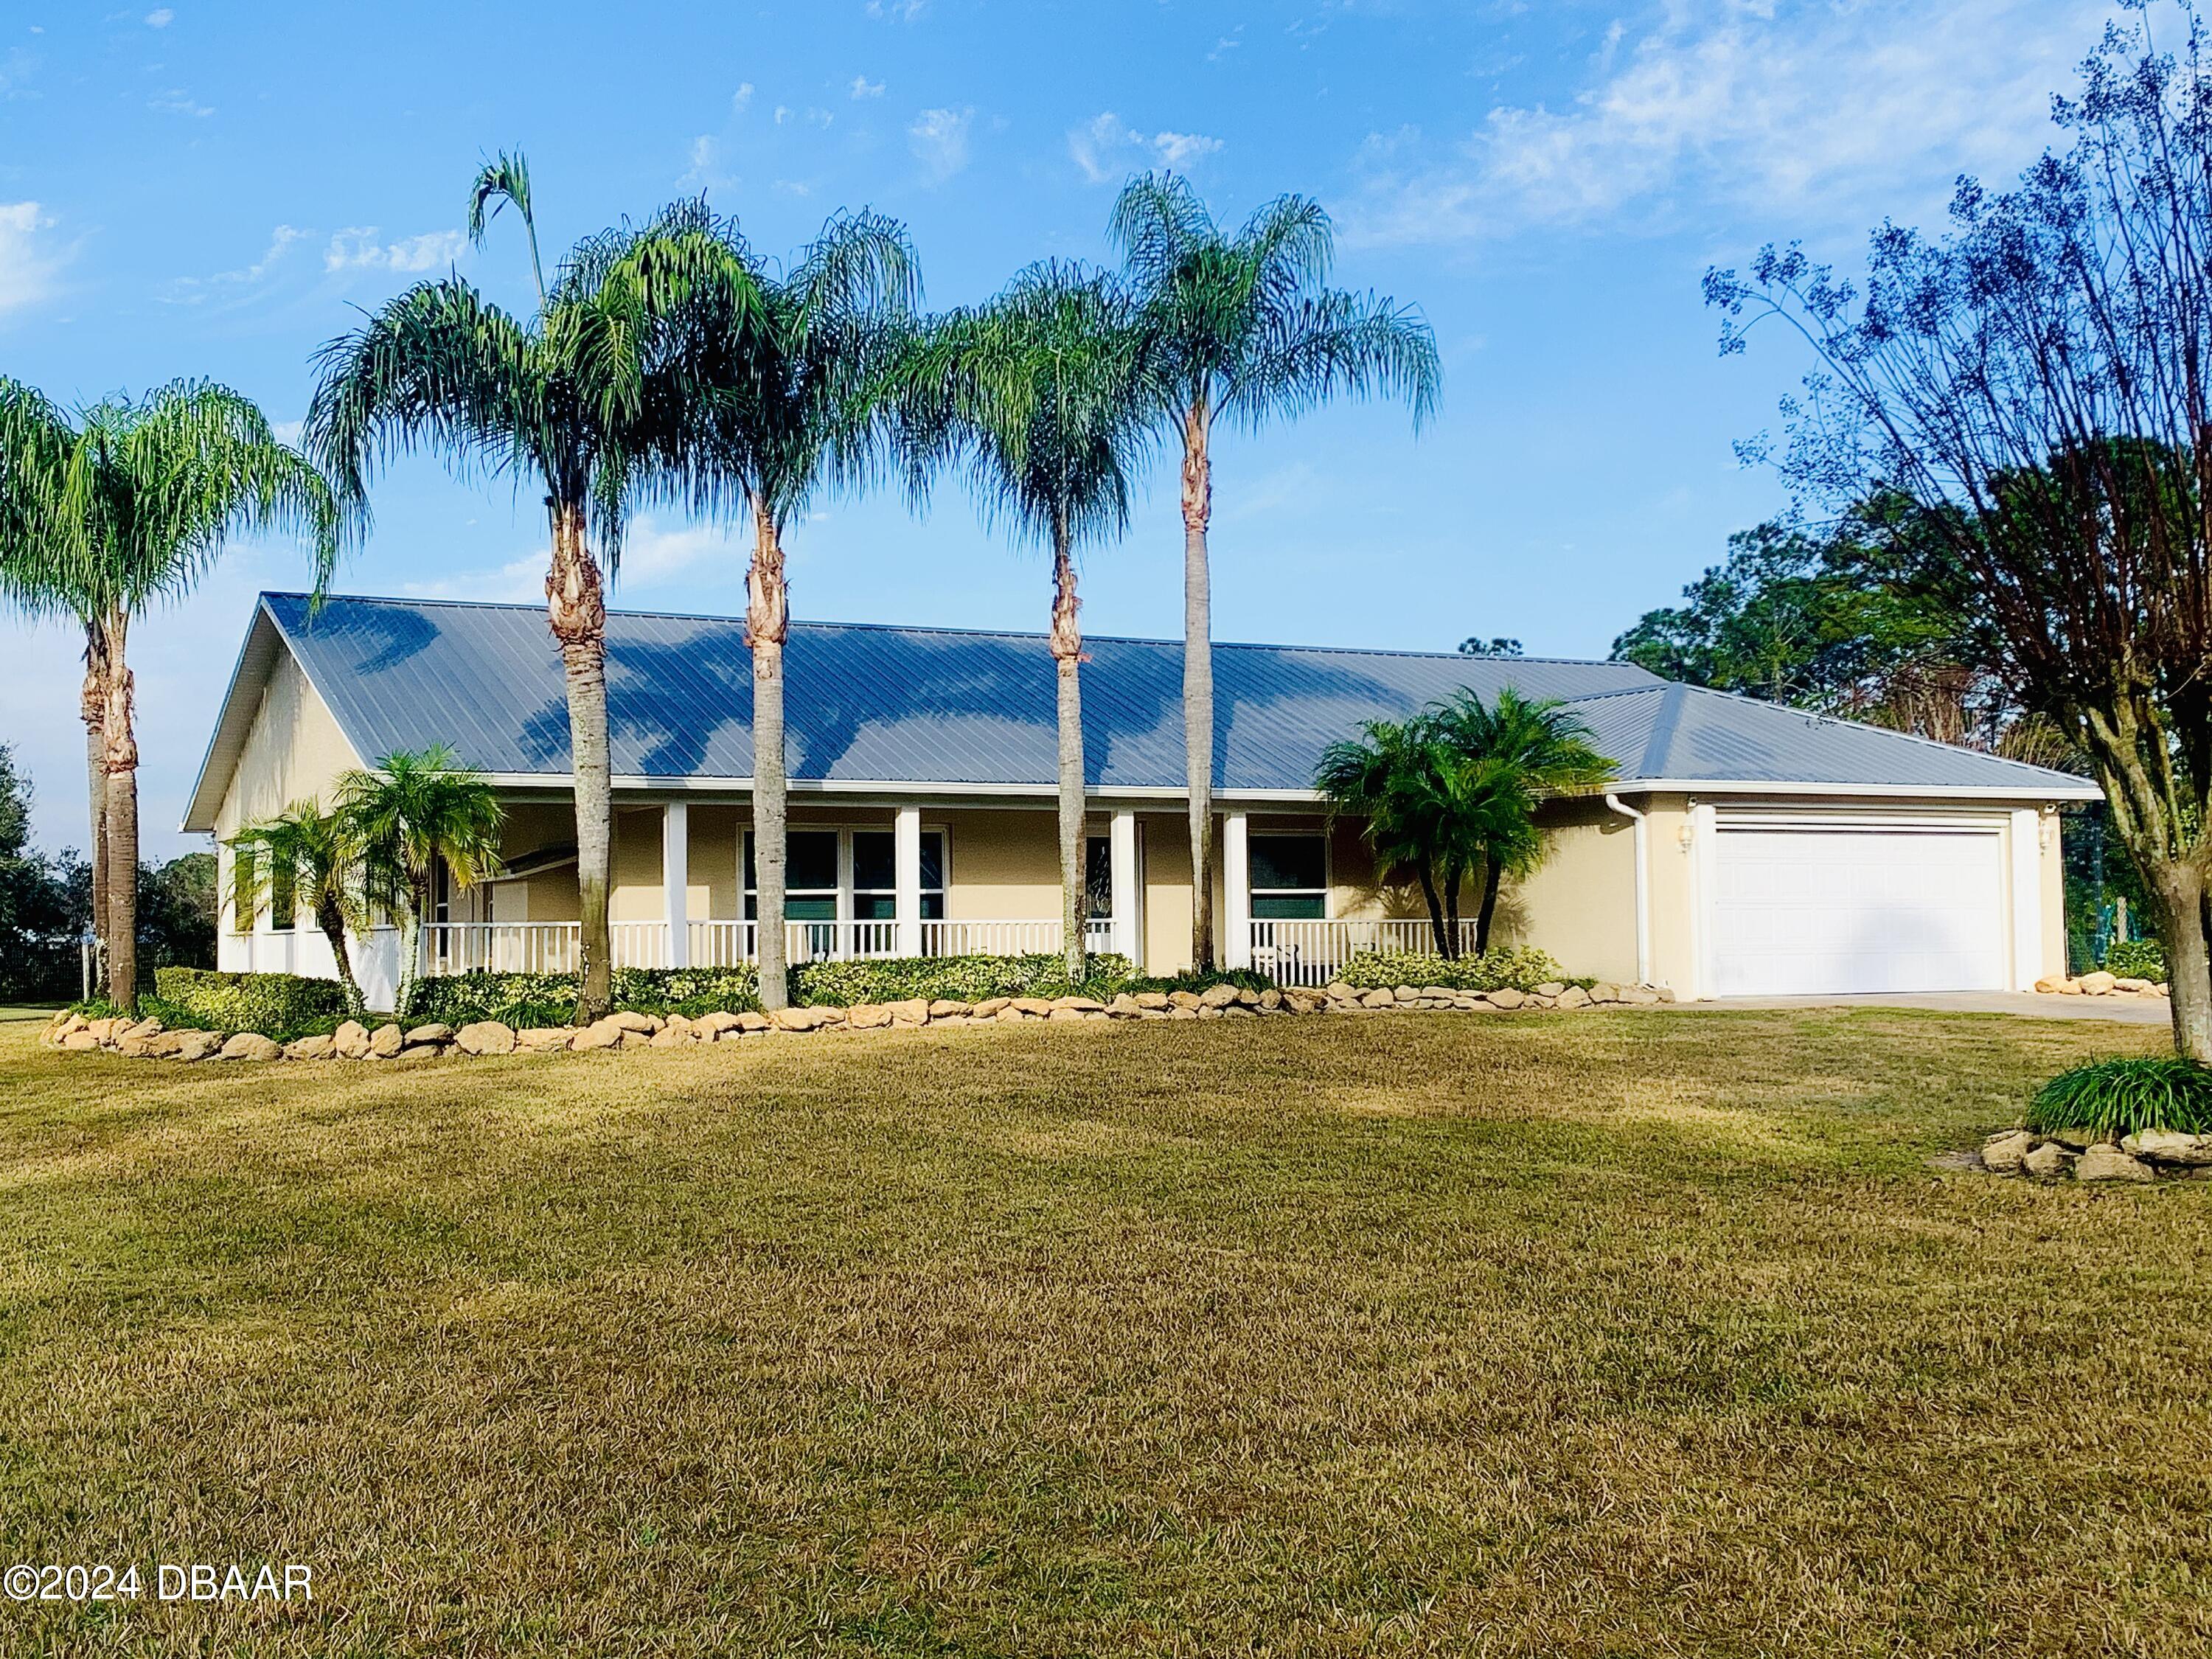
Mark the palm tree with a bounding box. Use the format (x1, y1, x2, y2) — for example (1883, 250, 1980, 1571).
(1109, 172, 1441, 972)
(228, 801, 372, 1016)
(307, 156, 761, 1022)
(1314, 716, 1457, 954)
(894, 262, 1155, 984)
(0, 378, 341, 1010)
(685, 211, 918, 1012)
(1425, 688, 1615, 951)
(333, 746, 505, 1019)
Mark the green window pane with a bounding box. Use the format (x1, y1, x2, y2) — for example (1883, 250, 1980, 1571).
(919, 832, 944, 891)
(1084, 836, 1112, 918)
(852, 832, 896, 892)
(855, 892, 897, 921)
(1251, 893, 1326, 920)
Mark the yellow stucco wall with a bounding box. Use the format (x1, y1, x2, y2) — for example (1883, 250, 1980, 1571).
(944, 810, 1062, 920)
(1495, 799, 1641, 985)
(214, 653, 364, 929)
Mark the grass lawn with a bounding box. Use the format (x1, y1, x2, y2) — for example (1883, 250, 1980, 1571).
(1, 1007, 2207, 1656)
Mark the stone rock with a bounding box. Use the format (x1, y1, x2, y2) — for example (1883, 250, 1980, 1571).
(142, 1032, 188, 1058)
(2079, 970, 2119, 995)
(971, 998, 1012, 1018)
(694, 1011, 742, 1038)
(286, 1033, 338, 1060)
(2121, 1128, 2212, 1166)
(1195, 1005, 1223, 1020)
(1486, 988, 1526, 1010)
(1052, 995, 1105, 1013)
(888, 998, 932, 1025)
(1222, 1004, 1256, 1019)
(170, 1031, 221, 1062)
(456, 1020, 517, 1055)
(1259, 987, 1282, 1011)
(1981, 1129, 2034, 1173)
(847, 1004, 894, 1030)
(405, 1023, 454, 1046)
(2023, 1141, 2077, 1180)
(1620, 986, 1662, 1005)
(995, 1006, 1029, 1023)
(1107, 994, 1144, 1017)
(369, 1023, 405, 1058)
(114, 1035, 156, 1057)
(1352, 989, 1388, 1009)
(1166, 990, 1203, 1010)
(48, 1012, 84, 1040)
(1167, 1006, 1199, 1020)
(1134, 992, 1170, 1010)
(571, 1020, 624, 1051)
(1419, 985, 1455, 1002)
(736, 1011, 771, 1032)
(516, 1027, 572, 1051)
(2033, 975, 2068, 994)
(2076, 1144, 2155, 1183)
(2112, 976, 2154, 995)
(1557, 986, 1593, 1009)
(928, 999, 971, 1018)
(1012, 997, 1055, 1017)
(220, 1032, 281, 1062)
(122, 1017, 164, 1043)
(2043, 1125, 2098, 1151)
(648, 1024, 697, 1047)
(770, 1006, 832, 1032)
(393, 1044, 442, 1062)
(82, 1017, 118, 1043)
(2155, 982, 2171, 998)
(606, 1010, 659, 1034)
(1046, 1007, 1086, 1022)
(1197, 982, 1241, 1008)
(333, 1020, 371, 1060)
(1534, 981, 1566, 999)
(1587, 982, 1621, 1004)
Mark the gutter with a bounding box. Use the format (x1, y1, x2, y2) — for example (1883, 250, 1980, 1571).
(1605, 793, 1652, 987)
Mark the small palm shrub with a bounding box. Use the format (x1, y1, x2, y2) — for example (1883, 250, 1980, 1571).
(2027, 1057, 2212, 1138)
(1335, 947, 1571, 993)
(2101, 939, 2166, 983)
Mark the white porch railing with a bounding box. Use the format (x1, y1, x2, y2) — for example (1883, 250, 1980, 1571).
(1248, 918, 1481, 988)
(420, 917, 1121, 976)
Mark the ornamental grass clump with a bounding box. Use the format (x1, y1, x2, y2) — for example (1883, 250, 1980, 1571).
(2027, 1057, 2212, 1139)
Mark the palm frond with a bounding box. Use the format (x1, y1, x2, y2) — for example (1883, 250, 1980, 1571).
(468, 148, 544, 306)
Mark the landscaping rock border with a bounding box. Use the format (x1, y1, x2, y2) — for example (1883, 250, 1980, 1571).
(40, 978, 1672, 1064)
(1974, 1125, 2211, 1183)
(2031, 970, 2170, 1000)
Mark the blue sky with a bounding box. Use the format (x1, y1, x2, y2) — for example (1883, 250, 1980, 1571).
(0, 0, 2113, 854)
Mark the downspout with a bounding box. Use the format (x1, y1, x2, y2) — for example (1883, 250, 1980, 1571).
(1605, 793, 1651, 988)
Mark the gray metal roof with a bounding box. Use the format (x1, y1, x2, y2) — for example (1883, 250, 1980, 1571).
(181, 591, 2099, 829)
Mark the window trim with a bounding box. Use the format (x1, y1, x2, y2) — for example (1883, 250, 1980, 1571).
(1248, 830, 1330, 921)
(745, 824, 948, 922)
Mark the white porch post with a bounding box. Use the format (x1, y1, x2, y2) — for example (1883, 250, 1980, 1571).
(894, 806, 923, 957)
(1223, 809, 1251, 970)
(1109, 809, 1140, 967)
(2008, 807, 2043, 992)
(662, 801, 690, 969)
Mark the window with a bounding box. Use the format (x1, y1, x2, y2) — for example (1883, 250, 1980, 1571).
(745, 830, 839, 920)
(268, 849, 296, 932)
(1250, 834, 1326, 920)
(1085, 835, 1113, 918)
(232, 846, 256, 933)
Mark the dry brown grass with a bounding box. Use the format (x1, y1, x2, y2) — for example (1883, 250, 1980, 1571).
(0, 1007, 2207, 1656)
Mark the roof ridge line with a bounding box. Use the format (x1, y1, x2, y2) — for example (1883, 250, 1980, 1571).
(1665, 680, 2092, 784)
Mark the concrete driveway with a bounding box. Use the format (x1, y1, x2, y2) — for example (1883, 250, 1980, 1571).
(1697, 992, 2171, 1025)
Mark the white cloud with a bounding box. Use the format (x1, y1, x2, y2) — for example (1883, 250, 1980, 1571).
(145, 7, 173, 25)
(405, 516, 743, 603)
(731, 82, 754, 111)
(324, 227, 465, 274)
(1068, 112, 1224, 184)
(0, 201, 60, 317)
(149, 87, 212, 117)
(866, 0, 927, 20)
(162, 223, 307, 305)
(909, 105, 973, 183)
(1346, 0, 2111, 246)
(850, 74, 885, 99)
(681, 135, 737, 192)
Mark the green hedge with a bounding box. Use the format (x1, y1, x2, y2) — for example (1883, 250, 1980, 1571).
(2102, 939, 2166, 983)
(1333, 946, 1574, 993)
(404, 966, 765, 1027)
(151, 967, 349, 1040)
(790, 953, 1136, 1008)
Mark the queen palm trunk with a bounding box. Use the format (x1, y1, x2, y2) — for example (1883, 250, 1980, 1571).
(748, 500, 792, 1012)
(1475, 859, 1505, 956)
(316, 894, 366, 1018)
(100, 610, 139, 1011)
(1415, 862, 1449, 959)
(1180, 401, 1217, 975)
(1051, 524, 1089, 985)
(80, 636, 108, 978)
(549, 503, 613, 1023)
(1442, 860, 1464, 960)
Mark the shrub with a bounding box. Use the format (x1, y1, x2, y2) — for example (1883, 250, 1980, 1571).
(403, 965, 765, 1027)
(152, 967, 349, 1040)
(790, 953, 1136, 1008)
(2028, 1057, 2212, 1138)
(1334, 946, 1572, 993)
(2101, 939, 2166, 983)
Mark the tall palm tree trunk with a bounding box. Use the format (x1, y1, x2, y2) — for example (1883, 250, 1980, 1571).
(1442, 858, 1464, 961)
(1475, 858, 1505, 956)
(748, 500, 791, 1012)
(1415, 861, 1449, 959)
(1051, 526, 1089, 986)
(549, 501, 613, 1023)
(80, 626, 108, 981)
(1180, 402, 1217, 975)
(100, 609, 138, 1012)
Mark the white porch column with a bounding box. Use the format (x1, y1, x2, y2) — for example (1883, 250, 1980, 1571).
(894, 805, 923, 957)
(662, 801, 690, 969)
(2008, 807, 2043, 992)
(1223, 809, 1251, 970)
(1109, 809, 1141, 967)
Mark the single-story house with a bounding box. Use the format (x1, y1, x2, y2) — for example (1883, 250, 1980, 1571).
(184, 591, 2100, 1009)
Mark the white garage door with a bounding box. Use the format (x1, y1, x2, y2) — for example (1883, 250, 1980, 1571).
(1711, 821, 2008, 995)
